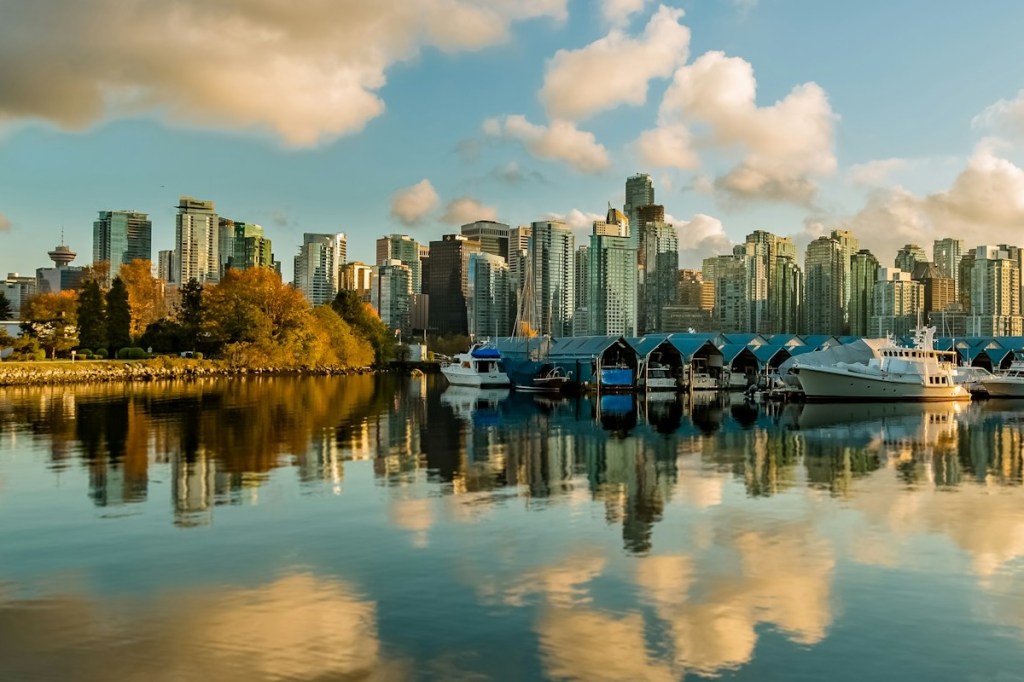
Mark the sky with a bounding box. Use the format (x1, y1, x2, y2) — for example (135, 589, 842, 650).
(4, 0, 1024, 282)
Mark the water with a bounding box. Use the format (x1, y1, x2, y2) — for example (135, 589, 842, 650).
(1, 375, 1023, 681)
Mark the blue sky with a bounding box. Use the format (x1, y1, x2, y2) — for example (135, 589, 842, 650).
(3, 0, 1024, 281)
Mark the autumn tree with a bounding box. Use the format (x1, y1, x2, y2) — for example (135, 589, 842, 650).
(106, 277, 132, 351)
(79, 261, 111, 288)
(0, 291, 12, 321)
(118, 259, 166, 338)
(20, 291, 79, 358)
(76, 280, 107, 351)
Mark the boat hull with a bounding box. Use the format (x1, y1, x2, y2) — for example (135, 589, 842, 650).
(981, 378, 1024, 398)
(441, 367, 510, 388)
(644, 378, 678, 392)
(797, 365, 971, 402)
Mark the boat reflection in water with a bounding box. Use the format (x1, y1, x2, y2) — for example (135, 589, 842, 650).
(439, 385, 511, 422)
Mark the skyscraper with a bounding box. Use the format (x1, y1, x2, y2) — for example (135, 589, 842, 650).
(772, 256, 804, 335)
(174, 197, 219, 284)
(804, 235, 846, 335)
(895, 244, 928, 274)
(428, 234, 480, 335)
(740, 230, 798, 334)
(968, 245, 1023, 335)
(293, 233, 347, 305)
(933, 238, 964, 299)
(230, 223, 273, 271)
(849, 249, 879, 336)
(869, 268, 924, 337)
(468, 252, 510, 339)
(157, 250, 175, 283)
(461, 220, 511, 262)
(641, 221, 678, 333)
(529, 220, 574, 338)
(589, 222, 637, 337)
(371, 260, 413, 336)
(93, 210, 152, 283)
(376, 234, 423, 293)
(704, 252, 747, 333)
(623, 173, 654, 250)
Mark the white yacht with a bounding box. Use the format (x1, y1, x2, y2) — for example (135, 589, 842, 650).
(980, 355, 1024, 397)
(643, 361, 678, 391)
(794, 326, 970, 402)
(440, 342, 511, 388)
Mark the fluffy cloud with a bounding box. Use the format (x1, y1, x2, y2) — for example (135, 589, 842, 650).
(807, 143, 1024, 263)
(485, 116, 610, 173)
(541, 5, 690, 121)
(972, 90, 1024, 138)
(545, 209, 605, 234)
(639, 51, 836, 204)
(635, 124, 699, 170)
(0, 212, 10, 232)
(491, 161, 546, 185)
(0, 0, 566, 146)
(442, 197, 499, 225)
(601, 0, 650, 25)
(390, 179, 440, 226)
(847, 158, 910, 187)
(672, 213, 735, 267)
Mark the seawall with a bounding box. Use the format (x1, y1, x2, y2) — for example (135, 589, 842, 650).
(0, 360, 376, 387)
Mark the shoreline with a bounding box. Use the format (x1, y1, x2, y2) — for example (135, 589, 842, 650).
(0, 359, 378, 387)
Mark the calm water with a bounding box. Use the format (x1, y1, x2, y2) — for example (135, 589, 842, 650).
(1, 376, 1024, 681)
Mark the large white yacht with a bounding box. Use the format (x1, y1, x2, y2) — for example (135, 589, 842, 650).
(440, 342, 511, 388)
(794, 327, 970, 402)
(980, 354, 1024, 397)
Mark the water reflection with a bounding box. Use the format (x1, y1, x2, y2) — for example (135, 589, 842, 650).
(4, 378, 1024, 678)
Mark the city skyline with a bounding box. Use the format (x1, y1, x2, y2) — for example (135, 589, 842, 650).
(4, 2, 1024, 282)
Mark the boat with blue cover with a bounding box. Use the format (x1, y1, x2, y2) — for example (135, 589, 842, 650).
(440, 342, 511, 388)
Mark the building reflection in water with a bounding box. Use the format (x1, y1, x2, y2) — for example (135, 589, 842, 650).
(1, 378, 1024, 543)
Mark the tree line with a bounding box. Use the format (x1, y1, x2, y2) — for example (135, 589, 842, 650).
(4, 260, 394, 368)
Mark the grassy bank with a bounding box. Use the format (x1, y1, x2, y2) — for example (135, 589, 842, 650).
(0, 357, 376, 387)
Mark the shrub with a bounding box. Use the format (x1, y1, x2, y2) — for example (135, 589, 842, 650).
(32, 350, 46, 361)
(77, 348, 92, 357)
(116, 347, 148, 360)
(193, 352, 203, 360)
(94, 348, 108, 359)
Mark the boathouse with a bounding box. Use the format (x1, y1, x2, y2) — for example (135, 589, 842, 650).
(546, 336, 641, 390)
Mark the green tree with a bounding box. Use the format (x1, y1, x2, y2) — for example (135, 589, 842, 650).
(178, 278, 204, 351)
(20, 291, 79, 358)
(0, 291, 12, 321)
(106, 277, 132, 353)
(331, 289, 394, 367)
(76, 280, 107, 351)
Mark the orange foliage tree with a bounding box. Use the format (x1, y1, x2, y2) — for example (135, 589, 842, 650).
(118, 259, 166, 339)
(20, 290, 79, 357)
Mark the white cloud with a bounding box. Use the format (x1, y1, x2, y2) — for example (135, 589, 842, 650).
(0, 0, 567, 147)
(486, 115, 611, 173)
(973, 90, 1024, 138)
(442, 196, 499, 225)
(847, 158, 910, 187)
(636, 124, 699, 170)
(390, 179, 440, 226)
(673, 213, 735, 268)
(545, 208, 606, 233)
(806, 143, 1024, 263)
(600, 0, 650, 25)
(0, 213, 10, 232)
(541, 5, 690, 121)
(640, 50, 837, 204)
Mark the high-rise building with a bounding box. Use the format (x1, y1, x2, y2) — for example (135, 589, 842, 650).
(895, 244, 928, 274)
(461, 221, 510, 262)
(574, 245, 590, 312)
(869, 268, 924, 337)
(704, 252, 747, 333)
(230, 223, 273, 271)
(739, 230, 798, 334)
(508, 225, 532, 330)
(174, 197, 219, 284)
(529, 221, 575, 338)
(641, 221, 678, 333)
(804, 235, 847, 335)
(93, 210, 152, 284)
(217, 218, 236, 277)
(339, 261, 373, 298)
(157, 250, 175, 283)
(588, 223, 637, 337)
(428, 234, 480, 336)
(623, 173, 654, 251)
(772, 255, 804, 335)
(968, 245, 1023, 336)
(468, 252, 510, 339)
(933, 238, 964, 300)
(912, 262, 955, 323)
(2, 273, 38, 317)
(371, 260, 413, 336)
(293, 233, 347, 305)
(679, 270, 715, 311)
(376, 234, 423, 293)
(36, 240, 85, 294)
(849, 249, 880, 336)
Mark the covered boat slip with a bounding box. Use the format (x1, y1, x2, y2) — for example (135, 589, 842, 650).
(495, 335, 639, 391)
(628, 335, 725, 391)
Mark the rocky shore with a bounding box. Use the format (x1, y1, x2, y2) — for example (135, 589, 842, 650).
(0, 360, 377, 387)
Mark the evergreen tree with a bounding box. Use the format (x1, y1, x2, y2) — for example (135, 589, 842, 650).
(106, 277, 132, 352)
(0, 291, 12, 321)
(76, 280, 107, 350)
(331, 289, 394, 367)
(179, 278, 204, 351)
